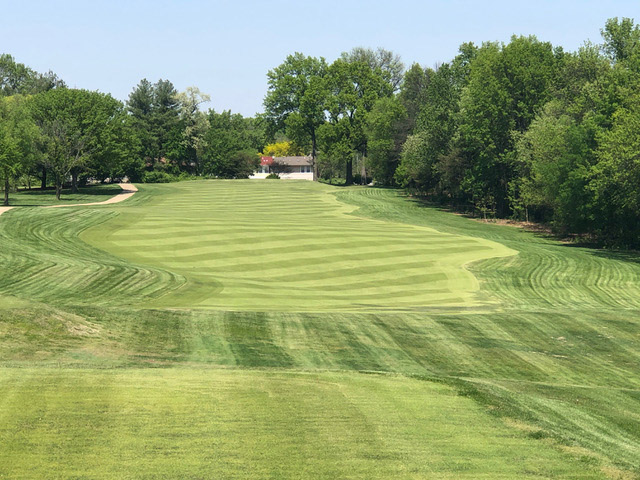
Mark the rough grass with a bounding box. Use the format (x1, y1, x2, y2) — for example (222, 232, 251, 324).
(1, 180, 640, 478)
(6, 184, 123, 206)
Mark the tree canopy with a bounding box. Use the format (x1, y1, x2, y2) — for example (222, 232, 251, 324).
(263, 53, 328, 179)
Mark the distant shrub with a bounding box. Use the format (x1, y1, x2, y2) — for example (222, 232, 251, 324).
(352, 173, 372, 185)
(177, 172, 195, 181)
(142, 171, 195, 183)
(142, 171, 174, 183)
(319, 177, 346, 186)
(266, 173, 280, 179)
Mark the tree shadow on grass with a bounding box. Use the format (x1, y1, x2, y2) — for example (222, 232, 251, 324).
(12, 186, 123, 206)
(400, 192, 562, 243)
(562, 242, 640, 265)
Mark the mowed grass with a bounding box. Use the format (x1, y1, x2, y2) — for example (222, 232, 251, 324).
(0, 368, 602, 479)
(1, 180, 640, 478)
(80, 181, 516, 311)
(336, 187, 640, 311)
(6, 184, 124, 206)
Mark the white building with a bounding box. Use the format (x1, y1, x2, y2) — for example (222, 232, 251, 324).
(250, 156, 314, 180)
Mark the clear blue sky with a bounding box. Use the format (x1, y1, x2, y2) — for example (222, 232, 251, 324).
(2, 0, 638, 116)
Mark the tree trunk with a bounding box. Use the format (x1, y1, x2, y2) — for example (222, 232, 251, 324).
(71, 170, 79, 194)
(3, 176, 9, 207)
(41, 165, 47, 190)
(361, 145, 368, 185)
(345, 157, 353, 185)
(311, 131, 318, 182)
(55, 176, 62, 201)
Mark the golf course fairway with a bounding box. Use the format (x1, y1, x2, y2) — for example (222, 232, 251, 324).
(1, 180, 639, 479)
(81, 181, 516, 311)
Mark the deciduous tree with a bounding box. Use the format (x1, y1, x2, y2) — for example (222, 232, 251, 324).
(264, 53, 328, 180)
(0, 95, 38, 205)
(320, 59, 392, 184)
(365, 97, 406, 185)
(201, 110, 261, 178)
(340, 47, 405, 91)
(176, 86, 211, 174)
(32, 89, 126, 199)
(0, 53, 65, 97)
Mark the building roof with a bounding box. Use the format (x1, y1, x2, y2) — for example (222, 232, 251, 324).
(273, 156, 312, 166)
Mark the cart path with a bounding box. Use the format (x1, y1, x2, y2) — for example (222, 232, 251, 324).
(0, 206, 13, 216)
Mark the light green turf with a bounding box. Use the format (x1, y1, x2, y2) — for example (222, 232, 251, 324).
(80, 181, 516, 311)
(0, 368, 601, 479)
(335, 187, 640, 312)
(1, 180, 640, 478)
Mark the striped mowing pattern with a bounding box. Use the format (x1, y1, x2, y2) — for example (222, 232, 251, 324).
(336, 187, 640, 312)
(2, 181, 640, 475)
(3, 181, 640, 315)
(0, 206, 185, 307)
(82, 181, 516, 311)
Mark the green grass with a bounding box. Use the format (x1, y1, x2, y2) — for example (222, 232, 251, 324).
(336, 187, 640, 311)
(0, 369, 600, 479)
(80, 181, 516, 311)
(6, 184, 123, 206)
(1, 180, 640, 478)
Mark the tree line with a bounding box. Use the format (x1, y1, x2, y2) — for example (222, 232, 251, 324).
(0, 55, 268, 205)
(2, 17, 640, 247)
(264, 18, 640, 247)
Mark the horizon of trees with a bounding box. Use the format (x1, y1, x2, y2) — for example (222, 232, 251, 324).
(1, 18, 640, 247)
(263, 18, 640, 247)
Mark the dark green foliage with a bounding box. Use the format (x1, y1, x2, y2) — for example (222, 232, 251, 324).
(1, 52, 267, 186)
(398, 63, 430, 133)
(263, 53, 327, 178)
(339, 47, 404, 91)
(127, 78, 182, 170)
(226, 150, 260, 178)
(0, 95, 38, 205)
(141, 171, 193, 183)
(601, 17, 640, 65)
(455, 37, 559, 216)
(395, 45, 475, 198)
(320, 58, 394, 184)
(395, 132, 438, 191)
(31, 89, 129, 199)
(396, 63, 461, 192)
(201, 110, 261, 178)
(364, 97, 407, 185)
(512, 20, 640, 245)
(589, 95, 640, 246)
(394, 20, 640, 246)
(513, 101, 594, 230)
